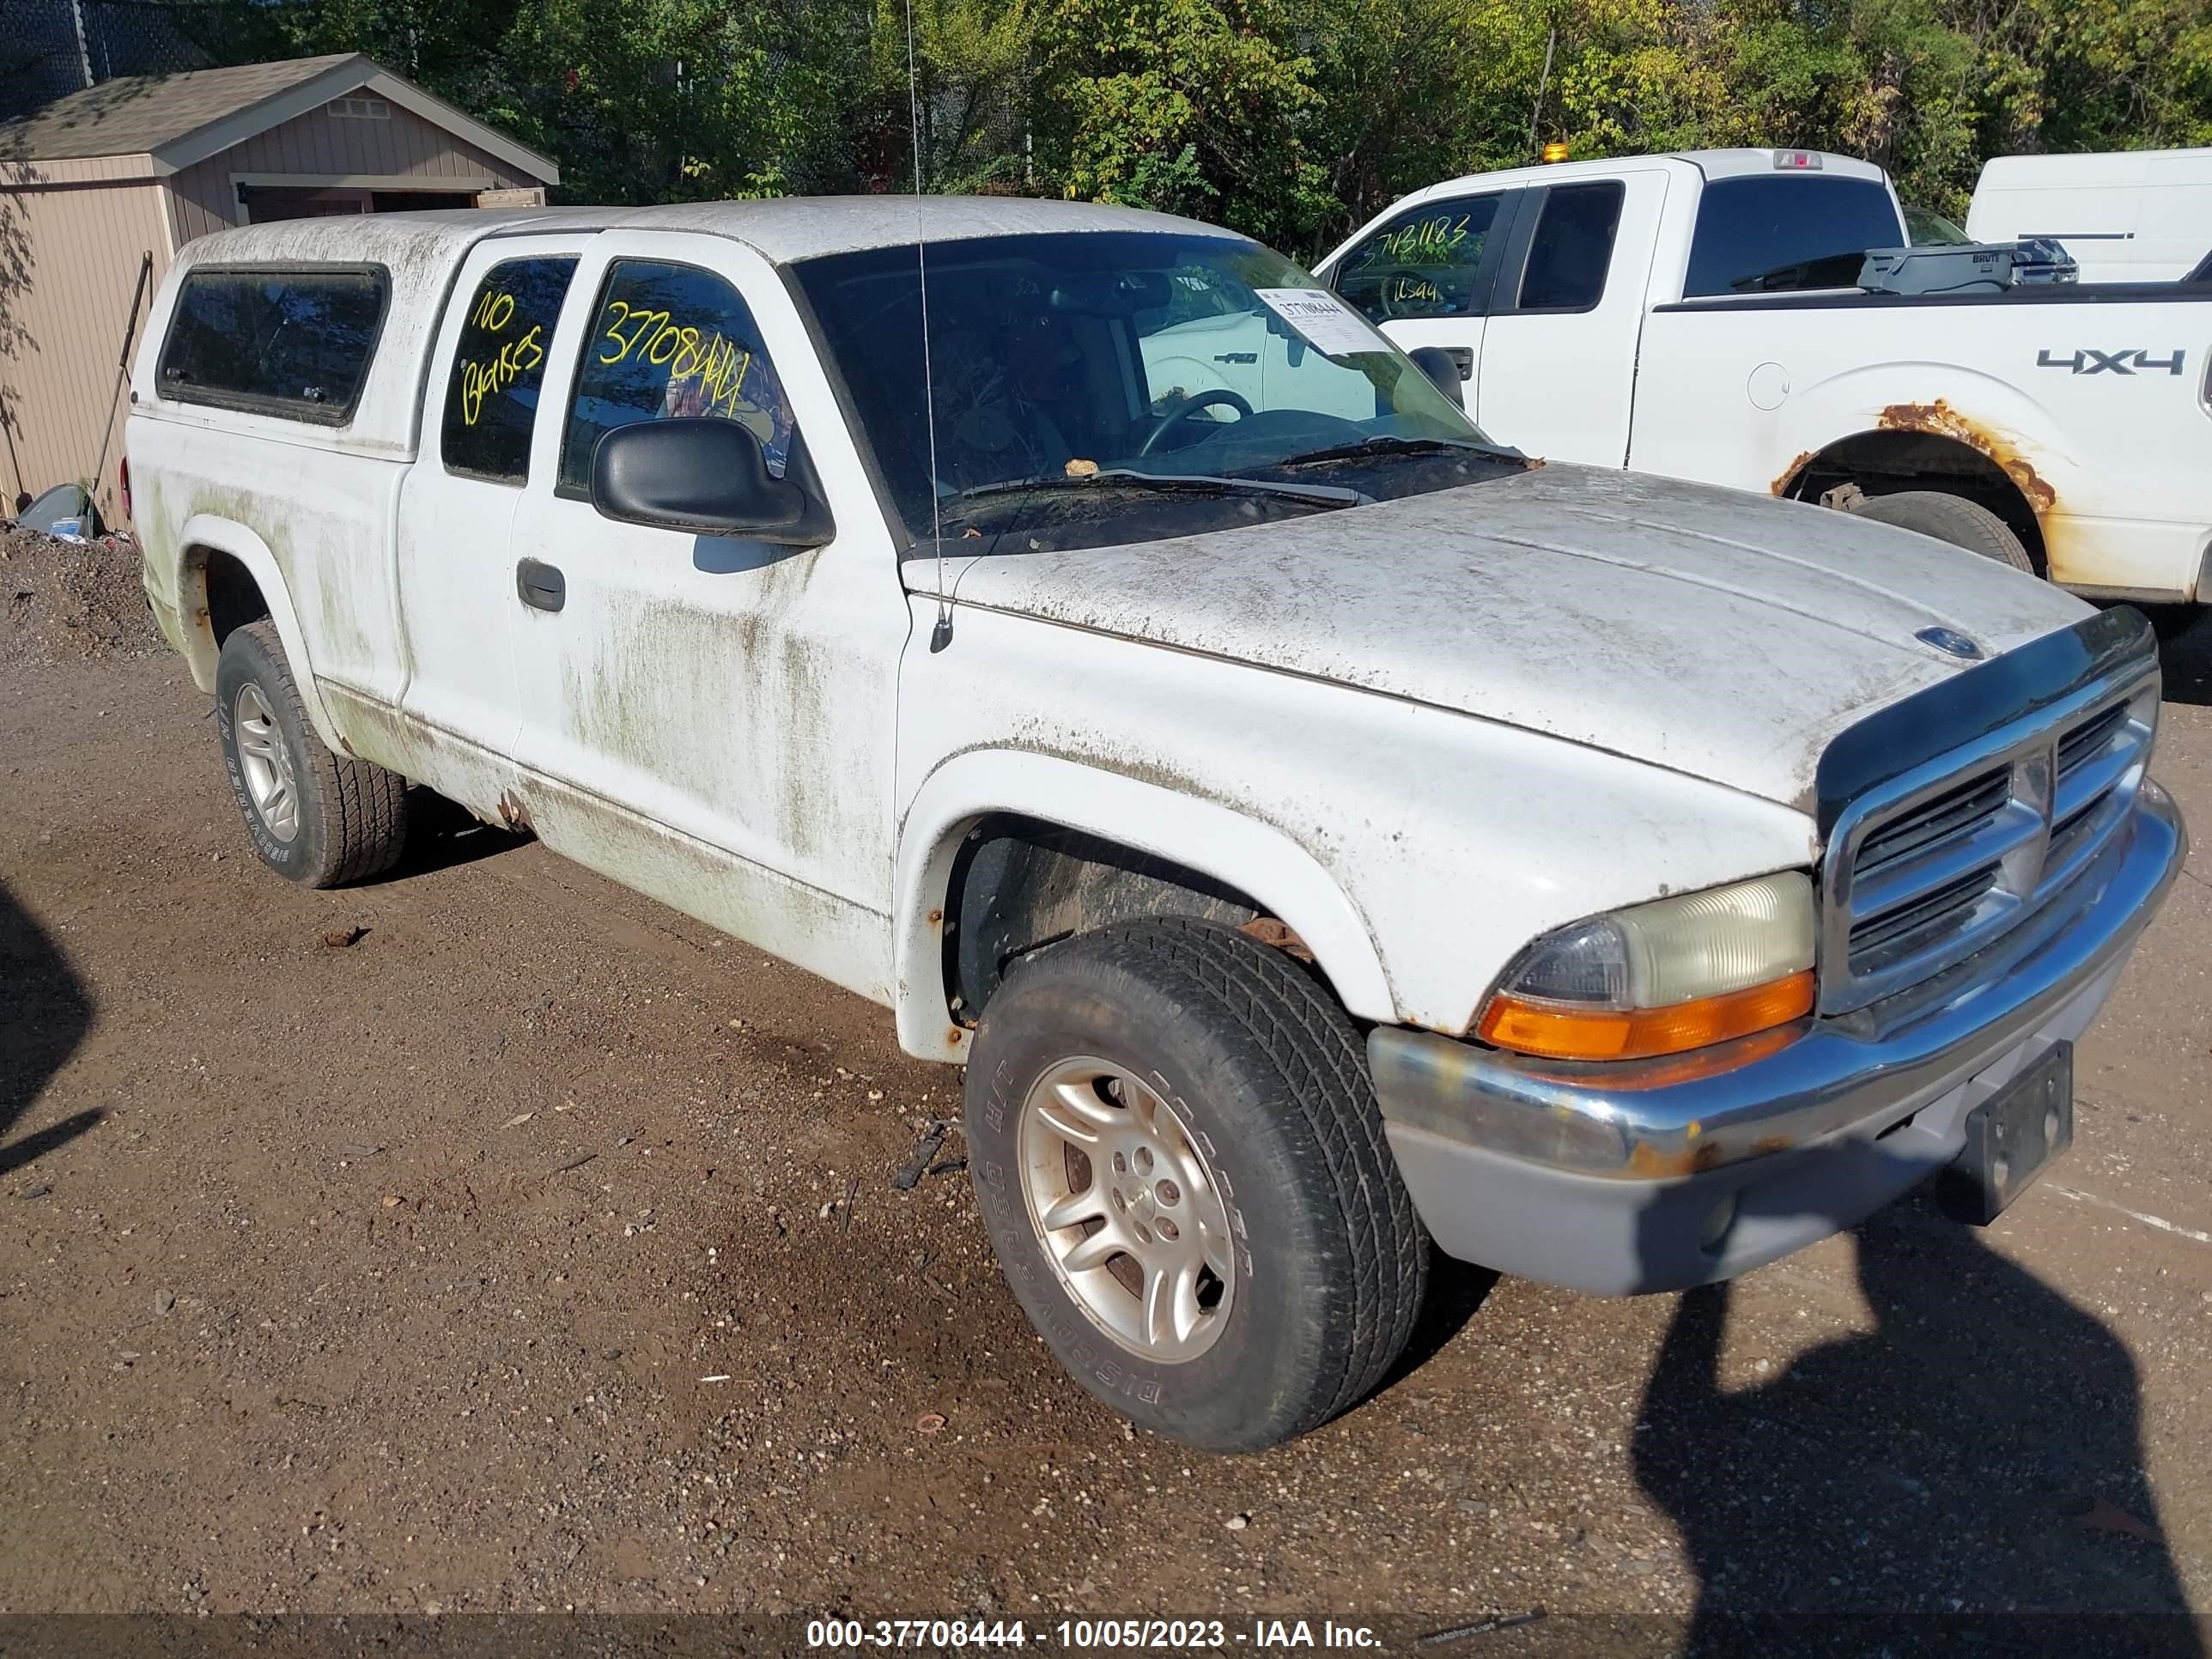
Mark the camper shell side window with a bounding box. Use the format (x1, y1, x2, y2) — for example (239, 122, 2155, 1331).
(155, 264, 392, 425)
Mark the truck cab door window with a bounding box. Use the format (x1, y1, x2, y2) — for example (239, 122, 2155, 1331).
(1468, 168, 1668, 468)
(440, 257, 579, 484)
(1514, 182, 1625, 313)
(1334, 195, 1504, 323)
(556, 260, 795, 495)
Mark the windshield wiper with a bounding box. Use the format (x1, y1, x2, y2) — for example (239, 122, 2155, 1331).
(1267, 434, 1502, 470)
(946, 469, 1367, 514)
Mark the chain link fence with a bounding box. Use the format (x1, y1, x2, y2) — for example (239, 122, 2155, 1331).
(1, 0, 218, 122)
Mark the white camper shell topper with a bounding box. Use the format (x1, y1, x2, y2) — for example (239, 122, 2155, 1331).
(127, 198, 2184, 1450)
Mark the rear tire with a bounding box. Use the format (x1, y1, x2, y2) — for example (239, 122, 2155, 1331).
(1845, 489, 2038, 574)
(964, 916, 1428, 1451)
(214, 620, 406, 887)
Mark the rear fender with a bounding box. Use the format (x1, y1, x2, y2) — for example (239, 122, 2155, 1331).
(174, 514, 349, 754)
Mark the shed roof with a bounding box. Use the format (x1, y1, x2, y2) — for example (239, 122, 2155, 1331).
(0, 53, 558, 184)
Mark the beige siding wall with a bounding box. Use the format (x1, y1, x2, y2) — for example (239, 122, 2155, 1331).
(0, 173, 168, 526)
(165, 158, 235, 244)
(167, 100, 540, 242)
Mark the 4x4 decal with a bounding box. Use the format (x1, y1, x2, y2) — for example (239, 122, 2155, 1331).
(2037, 347, 2188, 375)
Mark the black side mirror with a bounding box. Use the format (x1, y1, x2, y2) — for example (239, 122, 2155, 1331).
(590, 418, 834, 545)
(1407, 346, 1465, 410)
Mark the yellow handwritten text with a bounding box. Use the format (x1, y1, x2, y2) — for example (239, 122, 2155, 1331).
(597, 300, 675, 365)
(666, 331, 753, 417)
(601, 304, 748, 397)
(459, 323, 546, 425)
(470, 287, 517, 332)
(1364, 212, 1476, 269)
(593, 300, 761, 420)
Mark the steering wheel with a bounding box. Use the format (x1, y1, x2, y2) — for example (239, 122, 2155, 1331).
(1138, 388, 1255, 456)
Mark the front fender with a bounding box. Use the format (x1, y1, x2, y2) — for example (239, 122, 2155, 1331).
(891, 748, 1395, 1062)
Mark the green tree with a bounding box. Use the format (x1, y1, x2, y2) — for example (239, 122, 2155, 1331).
(191, 0, 523, 100)
(489, 0, 808, 203)
(179, 0, 2212, 251)
(860, 0, 1037, 192)
(1032, 0, 1336, 245)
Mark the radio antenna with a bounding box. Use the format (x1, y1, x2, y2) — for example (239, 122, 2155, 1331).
(905, 0, 952, 651)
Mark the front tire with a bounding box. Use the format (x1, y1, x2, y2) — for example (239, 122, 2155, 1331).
(214, 620, 406, 887)
(1846, 489, 2038, 574)
(965, 917, 1427, 1451)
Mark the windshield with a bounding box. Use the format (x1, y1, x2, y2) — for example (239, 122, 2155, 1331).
(793, 231, 1514, 549)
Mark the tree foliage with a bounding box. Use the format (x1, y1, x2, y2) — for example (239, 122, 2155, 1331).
(191, 0, 2212, 250)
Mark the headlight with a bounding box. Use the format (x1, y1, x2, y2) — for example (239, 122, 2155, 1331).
(1476, 872, 1817, 1061)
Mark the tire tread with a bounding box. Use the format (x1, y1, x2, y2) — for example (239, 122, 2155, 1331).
(1008, 916, 1427, 1438)
(1849, 489, 2037, 574)
(231, 620, 405, 886)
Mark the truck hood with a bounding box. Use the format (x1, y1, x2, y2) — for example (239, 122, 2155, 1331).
(940, 463, 2094, 809)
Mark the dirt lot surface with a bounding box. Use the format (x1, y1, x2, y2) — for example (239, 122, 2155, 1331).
(0, 527, 165, 668)
(3, 544, 2210, 1652)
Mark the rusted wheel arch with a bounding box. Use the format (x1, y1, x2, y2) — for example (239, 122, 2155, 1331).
(1772, 416, 2052, 577)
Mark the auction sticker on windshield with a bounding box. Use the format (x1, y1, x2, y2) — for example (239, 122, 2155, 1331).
(1255, 288, 1382, 358)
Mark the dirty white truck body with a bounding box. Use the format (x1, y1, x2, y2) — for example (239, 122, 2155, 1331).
(1315, 149, 2212, 601)
(128, 199, 2182, 1445)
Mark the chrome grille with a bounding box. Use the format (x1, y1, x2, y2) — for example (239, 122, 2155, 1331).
(2057, 703, 2129, 775)
(1855, 766, 2010, 876)
(1848, 862, 2002, 966)
(1820, 670, 2159, 1013)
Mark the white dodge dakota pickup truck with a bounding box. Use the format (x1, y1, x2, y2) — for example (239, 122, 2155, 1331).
(126, 198, 2183, 1451)
(1312, 148, 2212, 603)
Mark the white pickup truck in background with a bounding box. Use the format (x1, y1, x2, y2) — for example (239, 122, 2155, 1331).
(1307, 149, 2212, 602)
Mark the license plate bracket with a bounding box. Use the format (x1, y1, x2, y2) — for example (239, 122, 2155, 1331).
(1936, 1041, 2073, 1226)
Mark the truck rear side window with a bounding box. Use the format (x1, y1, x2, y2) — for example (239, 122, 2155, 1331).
(1683, 176, 1905, 297)
(1333, 194, 1504, 323)
(557, 259, 793, 496)
(156, 266, 387, 422)
(1516, 181, 1625, 311)
(441, 257, 579, 484)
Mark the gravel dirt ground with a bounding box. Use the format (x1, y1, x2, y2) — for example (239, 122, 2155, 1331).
(0, 527, 165, 668)
(2, 538, 2209, 1653)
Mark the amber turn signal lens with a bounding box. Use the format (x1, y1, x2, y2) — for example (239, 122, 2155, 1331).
(1477, 969, 1816, 1062)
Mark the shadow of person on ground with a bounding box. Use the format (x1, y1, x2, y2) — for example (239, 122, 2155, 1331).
(1632, 1196, 2203, 1657)
(0, 878, 97, 1179)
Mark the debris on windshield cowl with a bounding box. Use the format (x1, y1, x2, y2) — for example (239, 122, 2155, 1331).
(1065, 458, 1098, 478)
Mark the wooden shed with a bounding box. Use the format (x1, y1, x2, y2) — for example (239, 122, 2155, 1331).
(0, 53, 559, 526)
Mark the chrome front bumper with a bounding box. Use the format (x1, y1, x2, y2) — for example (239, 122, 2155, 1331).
(1370, 782, 2185, 1295)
